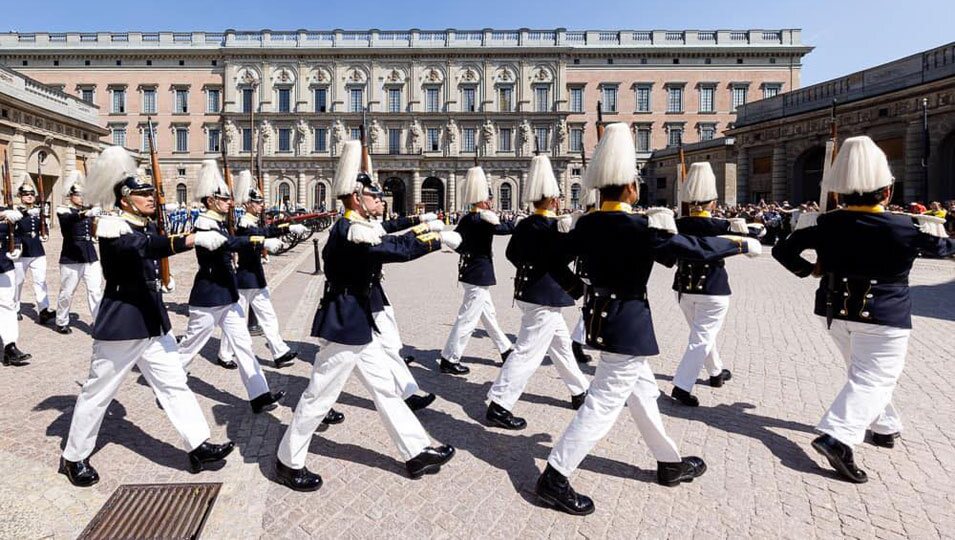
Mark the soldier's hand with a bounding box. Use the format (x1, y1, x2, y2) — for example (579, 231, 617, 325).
(289, 224, 309, 236)
(263, 238, 284, 253)
(194, 231, 227, 251)
(811, 262, 824, 278)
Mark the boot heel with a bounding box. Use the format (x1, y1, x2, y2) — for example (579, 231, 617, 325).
(189, 457, 202, 474)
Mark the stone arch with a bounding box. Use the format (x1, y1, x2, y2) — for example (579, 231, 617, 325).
(235, 66, 262, 87)
(934, 128, 955, 201)
(420, 65, 446, 85)
(495, 176, 518, 212)
(494, 65, 518, 84)
(344, 65, 369, 84)
(176, 182, 188, 204)
(792, 145, 826, 205)
(271, 65, 297, 85)
(272, 176, 295, 209)
(306, 178, 330, 210)
(26, 146, 62, 200)
(529, 64, 555, 84)
(421, 176, 445, 212)
(383, 176, 408, 215)
(570, 181, 582, 210)
(457, 64, 482, 84)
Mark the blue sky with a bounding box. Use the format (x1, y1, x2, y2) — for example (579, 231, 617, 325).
(4, 0, 950, 84)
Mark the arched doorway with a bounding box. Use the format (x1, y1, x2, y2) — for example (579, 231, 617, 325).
(792, 146, 825, 205)
(499, 183, 513, 211)
(383, 177, 407, 215)
(934, 130, 955, 201)
(176, 183, 187, 204)
(570, 183, 581, 209)
(26, 148, 61, 198)
(275, 180, 293, 210)
(312, 182, 328, 211)
(421, 177, 444, 212)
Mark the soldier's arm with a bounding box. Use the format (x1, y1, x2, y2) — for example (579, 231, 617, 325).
(370, 230, 441, 263)
(914, 231, 955, 259)
(650, 230, 748, 265)
(111, 231, 193, 259)
(771, 226, 818, 277)
(380, 216, 417, 233)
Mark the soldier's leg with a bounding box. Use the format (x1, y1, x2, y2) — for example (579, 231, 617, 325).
(440, 284, 486, 363)
(0, 270, 20, 344)
(137, 333, 211, 451)
(353, 338, 431, 461)
(12, 258, 26, 312)
(625, 357, 682, 462)
(817, 321, 909, 447)
(487, 302, 557, 411)
(29, 255, 50, 311)
(672, 295, 727, 392)
(477, 287, 512, 354)
(277, 341, 360, 469)
(374, 306, 418, 399)
(82, 261, 104, 320)
(546, 313, 590, 397)
(178, 306, 220, 369)
(217, 293, 251, 364)
(699, 296, 730, 379)
(63, 339, 145, 461)
(570, 314, 586, 345)
(248, 288, 290, 359)
(55, 263, 82, 328)
(219, 303, 270, 399)
(547, 352, 649, 476)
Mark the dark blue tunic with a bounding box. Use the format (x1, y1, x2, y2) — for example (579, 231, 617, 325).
(57, 207, 98, 264)
(454, 210, 515, 286)
(506, 212, 580, 308)
(14, 208, 45, 258)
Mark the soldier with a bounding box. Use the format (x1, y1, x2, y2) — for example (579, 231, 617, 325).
(12, 173, 52, 323)
(275, 140, 460, 492)
(569, 187, 599, 364)
(59, 146, 234, 487)
(177, 160, 286, 414)
(216, 170, 306, 369)
(52, 174, 103, 334)
(534, 124, 759, 515)
(669, 162, 758, 407)
(0, 201, 30, 366)
(772, 136, 955, 484)
(438, 166, 515, 375)
(485, 154, 589, 430)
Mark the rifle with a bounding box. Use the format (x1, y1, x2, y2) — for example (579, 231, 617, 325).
(820, 99, 840, 212)
(359, 108, 371, 174)
(1, 152, 15, 253)
(36, 152, 49, 238)
(219, 116, 237, 235)
(677, 143, 689, 217)
(145, 117, 173, 289)
(596, 101, 605, 141)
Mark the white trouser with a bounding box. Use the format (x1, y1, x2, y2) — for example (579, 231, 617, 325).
(673, 294, 730, 392)
(218, 288, 291, 362)
(571, 314, 585, 345)
(441, 283, 512, 363)
(179, 303, 270, 400)
(14, 255, 49, 312)
(0, 270, 18, 344)
(817, 319, 909, 447)
(277, 338, 431, 469)
(62, 332, 211, 462)
(548, 352, 682, 476)
(375, 306, 419, 399)
(487, 301, 589, 411)
(56, 262, 103, 327)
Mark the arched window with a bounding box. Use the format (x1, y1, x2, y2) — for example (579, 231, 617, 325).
(499, 183, 512, 211)
(176, 183, 187, 204)
(570, 183, 581, 209)
(313, 182, 327, 211)
(278, 182, 291, 209)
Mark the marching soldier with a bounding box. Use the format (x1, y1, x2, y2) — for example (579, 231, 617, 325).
(438, 166, 515, 375)
(12, 173, 53, 323)
(216, 170, 306, 369)
(275, 141, 460, 491)
(772, 136, 955, 483)
(0, 201, 30, 366)
(52, 174, 103, 334)
(569, 187, 599, 364)
(669, 162, 757, 407)
(534, 124, 759, 515)
(59, 146, 234, 487)
(485, 154, 589, 430)
(177, 160, 286, 414)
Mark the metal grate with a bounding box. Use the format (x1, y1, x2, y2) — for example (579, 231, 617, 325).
(79, 483, 222, 540)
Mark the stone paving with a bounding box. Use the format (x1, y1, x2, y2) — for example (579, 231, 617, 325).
(1, 229, 954, 539)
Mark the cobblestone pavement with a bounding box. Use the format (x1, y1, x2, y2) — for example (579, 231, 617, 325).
(1, 230, 954, 539)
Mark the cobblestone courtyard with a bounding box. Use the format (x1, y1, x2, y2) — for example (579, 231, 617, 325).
(1, 232, 954, 539)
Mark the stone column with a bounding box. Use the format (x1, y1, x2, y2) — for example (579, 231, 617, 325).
(412, 169, 422, 209)
(558, 168, 569, 208)
(904, 119, 926, 202)
(297, 171, 307, 208)
(519, 171, 528, 210)
(736, 145, 749, 204)
(771, 143, 788, 202)
(223, 61, 238, 112)
(296, 61, 308, 112)
(447, 171, 456, 211)
(10, 129, 27, 181)
(62, 144, 77, 202)
(259, 61, 271, 112)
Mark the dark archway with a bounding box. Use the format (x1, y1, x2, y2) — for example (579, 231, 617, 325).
(934, 130, 955, 201)
(421, 177, 444, 212)
(383, 177, 407, 215)
(792, 146, 825, 205)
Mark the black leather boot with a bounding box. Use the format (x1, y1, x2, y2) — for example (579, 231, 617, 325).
(500, 348, 514, 364)
(216, 357, 237, 369)
(275, 459, 323, 492)
(535, 464, 595, 516)
(812, 434, 867, 483)
(250, 391, 286, 414)
(709, 369, 732, 388)
(485, 401, 527, 430)
(439, 358, 470, 375)
(572, 342, 592, 364)
(321, 408, 345, 425)
(3, 343, 31, 365)
(406, 445, 455, 478)
(59, 457, 100, 487)
(403, 355, 415, 366)
(248, 324, 264, 337)
(405, 393, 436, 412)
(188, 440, 235, 473)
(273, 350, 298, 368)
(870, 431, 899, 449)
(671, 386, 699, 407)
(571, 391, 587, 410)
(38, 308, 55, 324)
(657, 456, 707, 486)
(55, 325, 72, 335)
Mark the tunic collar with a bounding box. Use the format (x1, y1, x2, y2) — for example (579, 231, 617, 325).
(690, 210, 712, 218)
(845, 205, 885, 214)
(533, 208, 557, 218)
(121, 211, 148, 227)
(343, 209, 369, 222)
(600, 201, 633, 213)
(200, 209, 226, 222)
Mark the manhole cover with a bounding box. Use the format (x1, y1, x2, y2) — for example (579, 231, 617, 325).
(79, 482, 222, 540)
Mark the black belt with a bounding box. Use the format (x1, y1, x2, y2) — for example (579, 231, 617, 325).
(588, 286, 647, 301)
(826, 273, 908, 287)
(107, 280, 162, 293)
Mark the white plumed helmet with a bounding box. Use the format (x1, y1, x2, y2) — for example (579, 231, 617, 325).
(682, 162, 718, 204)
(823, 135, 894, 195)
(461, 166, 491, 206)
(583, 123, 636, 189)
(523, 154, 560, 203)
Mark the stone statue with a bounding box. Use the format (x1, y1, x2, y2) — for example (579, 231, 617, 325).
(223, 119, 239, 154)
(331, 119, 347, 154)
(296, 119, 310, 155)
(556, 118, 568, 145)
(295, 118, 310, 137)
(408, 120, 422, 152)
(258, 119, 273, 155)
(481, 119, 495, 152)
(369, 119, 383, 147)
(519, 120, 533, 153)
(445, 119, 458, 144)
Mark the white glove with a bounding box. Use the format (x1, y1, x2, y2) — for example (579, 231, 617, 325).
(86, 206, 103, 217)
(439, 231, 462, 250)
(164, 203, 179, 213)
(2, 209, 23, 223)
(263, 238, 284, 253)
(161, 277, 176, 294)
(426, 220, 444, 232)
(744, 237, 763, 258)
(4, 248, 21, 260)
(557, 214, 573, 233)
(419, 212, 438, 223)
(27, 208, 40, 217)
(193, 230, 227, 251)
(289, 224, 308, 235)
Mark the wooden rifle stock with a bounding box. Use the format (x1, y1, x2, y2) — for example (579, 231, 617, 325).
(678, 144, 689, 216)
(145, 117, 172, 289)
(596, 101, 605, 141)
(219, 116, 236, 235)
(36, 157, 48, 238)
(1, 152, 15, 253)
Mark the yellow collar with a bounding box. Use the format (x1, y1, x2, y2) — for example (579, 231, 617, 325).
(533, 209, 557, 218)
(845, 205, 885, 214)
(600, 201, 633, 213)
(343, 209, 369, 222)
(690, 210, 712, 218)
(201, 209, 226, 222)
(121, 211, 148, 227)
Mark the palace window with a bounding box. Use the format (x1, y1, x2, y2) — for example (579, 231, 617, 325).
(635, 85, 651, 112)
(111, 88, 126, 113)
(349, 87, 364, 113)
(569, 127, 583, 153)
(242, 88, 254, 113)
(699, 123, 717, 141)
(278, 128, 292, 152)
(535, 127, 550, 152)
(499, 183, 512, 211)
(174, 88, 189, 113)
(242, 128, 253, 152)
(80, 87, 95, 104)
(667, 125, 684, 148)
(350, 127, 361, 141)
(731, 85, 748, 111)
(498, 86, 513, 112)
(462, 127, 475, 153)
(462, 87, 476, 112)
(176, 183, 187, 204)
(206, 88, 220, 113)
(389, 128, 401, 154)
(636, 126, 651, 152)
(142, 88, 157, 114)
(427, 128, 440, 151)
(498, 128, 512, 152)
(277, 88, 291, 113)
(140, 124, 157, 152)
(570, 184, 581, 209)
(207, 128, 220, 152)
(601, 85, 618, 113)
(388, 88, 402, 113)
(666, 86, 684, 113)
(763, 83, 782, 99)
(534, 85, 551, 113)
(699, 85, 715, 113)
(569, 87, 583, 113)
(111, 125, 126, 146)
(425, 87, 441, 113)
(314, 88, 328, 112)
(313, 128, 327, 152)
(174, 127, 188, 152)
